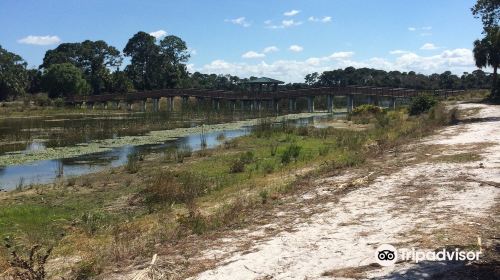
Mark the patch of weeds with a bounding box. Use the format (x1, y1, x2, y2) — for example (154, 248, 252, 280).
(80, 211, 109, 236)
(229, 159, 245, 173)
(434, 153, 482, 163)
(262, 161, 275, 174)
(269, 142, 279, 156)
(176, 204, 208, 235)
(240, 151, 255, 164)
(216, 133, 226, 141)
(259, 190, 269, 204)
(281, 144, 301, 165)
(144, 170, 208, 205)
(66, 177, 77, 187)
(409, 95, 437, 115)
(3, 237, 52, 280)
(125, 152, 141, 174)
(318, 145, 330, 156)
(296, 126, 309, 136)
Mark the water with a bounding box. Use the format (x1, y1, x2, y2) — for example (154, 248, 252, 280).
(0, 112, 334, 190)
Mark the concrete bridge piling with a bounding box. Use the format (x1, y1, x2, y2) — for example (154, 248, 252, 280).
(68, 86, 462, 114)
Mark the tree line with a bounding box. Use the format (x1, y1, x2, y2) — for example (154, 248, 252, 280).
(0, 0, 498, 101)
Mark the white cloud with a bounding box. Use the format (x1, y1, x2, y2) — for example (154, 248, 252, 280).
(266, 19, 302, 29)
(330, 51, 354, 59)
(282, 19, 302, 27)
(389, 50, 410, 55)
(149, 30, 167, 39)
(308, 16, 332, 23)
(17, 35, 61, 45)
(263, 46, 279, 53)
(188, 48, 197, 56)
(225, 17, 251, 27)
(284, 10, 300, 16)
(242, 51, 265, 59)
(321, 16, 332, 23)
(193, 48, 474, 83)
(289, 45, 304, 52)
(409, 26, 433, 34)
(420, 43, 438, 50)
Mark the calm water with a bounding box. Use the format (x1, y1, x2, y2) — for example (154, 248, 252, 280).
(0, 111, 334, 190)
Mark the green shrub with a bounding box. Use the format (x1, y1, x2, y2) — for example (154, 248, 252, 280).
(53, 98, 65, 107)
(262, 161, 275, 174)
(409, 95, 437, 115)
(125, 152, 141, 173)
(352, 104, 383, 115)
(229, 159, 245, 173)
(239, 151, 255, 164)
(281, 144, 301, 164)
(318, 145, 330, 156)
(144, 170, 208, 204)
(259, 190, 269, 204)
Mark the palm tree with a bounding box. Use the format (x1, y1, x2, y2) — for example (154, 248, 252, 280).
(473, 27, 500, 100)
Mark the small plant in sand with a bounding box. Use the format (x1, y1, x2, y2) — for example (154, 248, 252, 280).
(3, 237, 52, 280)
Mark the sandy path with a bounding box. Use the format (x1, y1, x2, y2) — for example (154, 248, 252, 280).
(190, 103, 500, 280)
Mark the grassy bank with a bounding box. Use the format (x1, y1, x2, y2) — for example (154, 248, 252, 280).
(0, 101, 457, 279)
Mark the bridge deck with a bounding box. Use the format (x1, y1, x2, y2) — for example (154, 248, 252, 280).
(66, 86, 463, 104)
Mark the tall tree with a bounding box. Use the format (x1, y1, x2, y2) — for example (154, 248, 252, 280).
(473, 27, 500, 99)
(158, 35, 190, 88)
(41, 40, 122, 94)
(123, 32, 160, 90)
(42, 63, 90, 98)
(472, 0, 500, 30)
(0, 45, 28, 100)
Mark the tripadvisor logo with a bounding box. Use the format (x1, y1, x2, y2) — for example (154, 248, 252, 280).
(375, 244, 482, 266)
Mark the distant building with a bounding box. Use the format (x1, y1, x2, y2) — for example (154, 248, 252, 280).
(241, 77, 284, 94)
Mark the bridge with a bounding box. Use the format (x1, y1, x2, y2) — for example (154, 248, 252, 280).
(66, 83, 464, 113)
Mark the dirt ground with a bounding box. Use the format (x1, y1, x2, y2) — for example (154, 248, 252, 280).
(116, 103, 499, 280)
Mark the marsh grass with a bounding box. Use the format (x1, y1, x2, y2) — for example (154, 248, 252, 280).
(433, 153, 482, 163)
(0, 102, 461, 277)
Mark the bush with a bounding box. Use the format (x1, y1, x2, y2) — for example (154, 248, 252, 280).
(229, 159, 245, 173)
(409, 95, 437, 115)
(144, 170, 208, 204)
(53, 98, 65, 107)
(352, 104, 383, 115)
(281, 144, 301, 164)
(33, 93, 52, 106)
(262, 161, 275, 174)
(240, 151, 255, 164)
(125, 152, 141, 173)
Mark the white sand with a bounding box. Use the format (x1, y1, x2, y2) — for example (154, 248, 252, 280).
(192, 103, 500, 280)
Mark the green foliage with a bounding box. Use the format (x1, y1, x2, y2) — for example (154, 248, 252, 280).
(471, 0, 499, 28)
(281, 144, 301, 164)
(144, 170, 208, 205)
(228, 151, 254, 173)
(123, 32, 189, 90)
(3, 238, 52, 280)
(259, 190, 269, 204)
(352, 104, 383, 116)
(41, 40, 122, 95)
(42, 63, 90, 98)
(473, 26, 500, 99)
(229, 159, 245, 173)
(125, 152, 141, 173)
(0, 45, 28, 100)
(80, 212, 108, 236)
(409, 95, 438, 115)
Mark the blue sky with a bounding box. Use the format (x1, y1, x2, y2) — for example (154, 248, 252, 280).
(0, 0, 484, 82)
